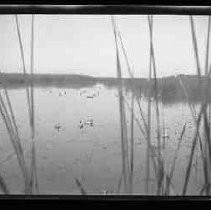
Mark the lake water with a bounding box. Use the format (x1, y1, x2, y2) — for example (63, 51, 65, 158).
(0, 84, 206, 195)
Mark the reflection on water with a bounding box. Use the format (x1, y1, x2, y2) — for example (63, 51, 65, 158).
(0, 82, 206, 195)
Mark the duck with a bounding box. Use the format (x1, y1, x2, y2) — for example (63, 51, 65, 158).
(85, 119, 93, 127)
(87, 95, 94, 99)
(54, 124, 62, 132)
(79, 120, 84, 129)
(102, 190, 109, 195)
(163, 131, 170, 139)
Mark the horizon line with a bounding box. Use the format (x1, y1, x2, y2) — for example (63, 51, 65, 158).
(0, 72, 203, 79)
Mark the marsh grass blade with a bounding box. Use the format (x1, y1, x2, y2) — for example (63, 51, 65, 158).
(0, 93, 29, 192)
(190, 16, 201, 77)
(116, 170, 123, 194)
(147, 15, 164, 195)
(205, 16, 211, 76)
(165, 123, 186, 195)
(203, 15, 211, 195)
(15, 15, 32, 124)
(75, 178, 87, 195)
(145, 31, 153, 194)
(111, 16, 130, 193)
(129, 92, 134, 193)
(29, 14, 39, 194)
(1, 84, 20, 142)
(0, 173, 9, 194)
(117, 25, 158, 194)
(182, 16, 211, 195)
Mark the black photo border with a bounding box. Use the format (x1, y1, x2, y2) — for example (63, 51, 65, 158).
(0, 1, 211, 208)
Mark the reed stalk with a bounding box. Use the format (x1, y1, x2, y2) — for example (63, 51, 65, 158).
(182, 16, 211, 195)
(112, 27, 159, 184)
(15, 15, 32, 125)
(145, 45, 153, 194)
(182, 63, 211, 196)
(198, 130, 209, 195)
(129, 92, 134, 193)
(0, 93, 29, 191)
(178, 77, 197, 119)
(111, 16, 130, 193)
(117, 24, 157, 194)
(116, 170, 123, 194)
(14, 15, 37, 193)
(179, 75, 211, 195)
(202, 15, 211, 195)
(205, 16, 211, 76)
(124, 98, 158, 179)
(75, 178, 87, 195)
(2, 86, 20, 142)
(117, 25, 136, 194)
(190, 16, 201, 77)
(147, 15, 164, 195)
(0, 173, 9, 194)
(182, 103, 207, 195)
(165, 123, 186, 195)
(30, 15, 35, 139)
(182, 16, 202, 195)
(29, 14, 39, 194)
(117, 30, 149, 132)
(161, 106, 166, 150)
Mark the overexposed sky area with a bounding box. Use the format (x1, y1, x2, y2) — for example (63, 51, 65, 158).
(0, 15, 209, 78)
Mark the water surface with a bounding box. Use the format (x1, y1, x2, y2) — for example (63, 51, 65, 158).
(0, 84, 204, 195)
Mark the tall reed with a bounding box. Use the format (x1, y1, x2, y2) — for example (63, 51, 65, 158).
(145, 43, 152, 194)
(182, 16, 211, 195)
(15, 15, 32, 127)
(0, 173, 9, 194)
(111, 16, 130, 194)
(128, 92, 134, 193)
(75, 178, 87, 195)
(13, 14, 38, 194)
(117, 26, 135, 194)
(147, 15, 164, 195)
(165, 123, 186, 195)
(29, 14, 39, 194)
(0, 90, 29, 192)
(203, 15, 211, 195)
(116, 21, 160, 194)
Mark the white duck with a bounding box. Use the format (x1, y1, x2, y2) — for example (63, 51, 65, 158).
(85, 119, 93, 127)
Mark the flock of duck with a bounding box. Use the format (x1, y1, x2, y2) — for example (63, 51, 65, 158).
(79, 90, 100, 99)
(79, 119, 94, 129)
(51, 89, 98, 132)
(54, 118, 94, 132)
(47, 89, 100, 99)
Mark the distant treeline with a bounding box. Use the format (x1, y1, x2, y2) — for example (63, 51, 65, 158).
(124, 74, 211, 104)
(0, 73, 97, 89)
(0, 73, 211, 104)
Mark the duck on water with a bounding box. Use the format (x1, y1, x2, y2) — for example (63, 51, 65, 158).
(54, 124, 62, 132)
(79, 119, 94, 129)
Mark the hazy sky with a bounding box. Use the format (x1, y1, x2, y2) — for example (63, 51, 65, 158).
(0, 15, 209, 78)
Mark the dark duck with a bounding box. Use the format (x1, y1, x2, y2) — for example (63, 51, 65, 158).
(54, 124, 62, 132)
